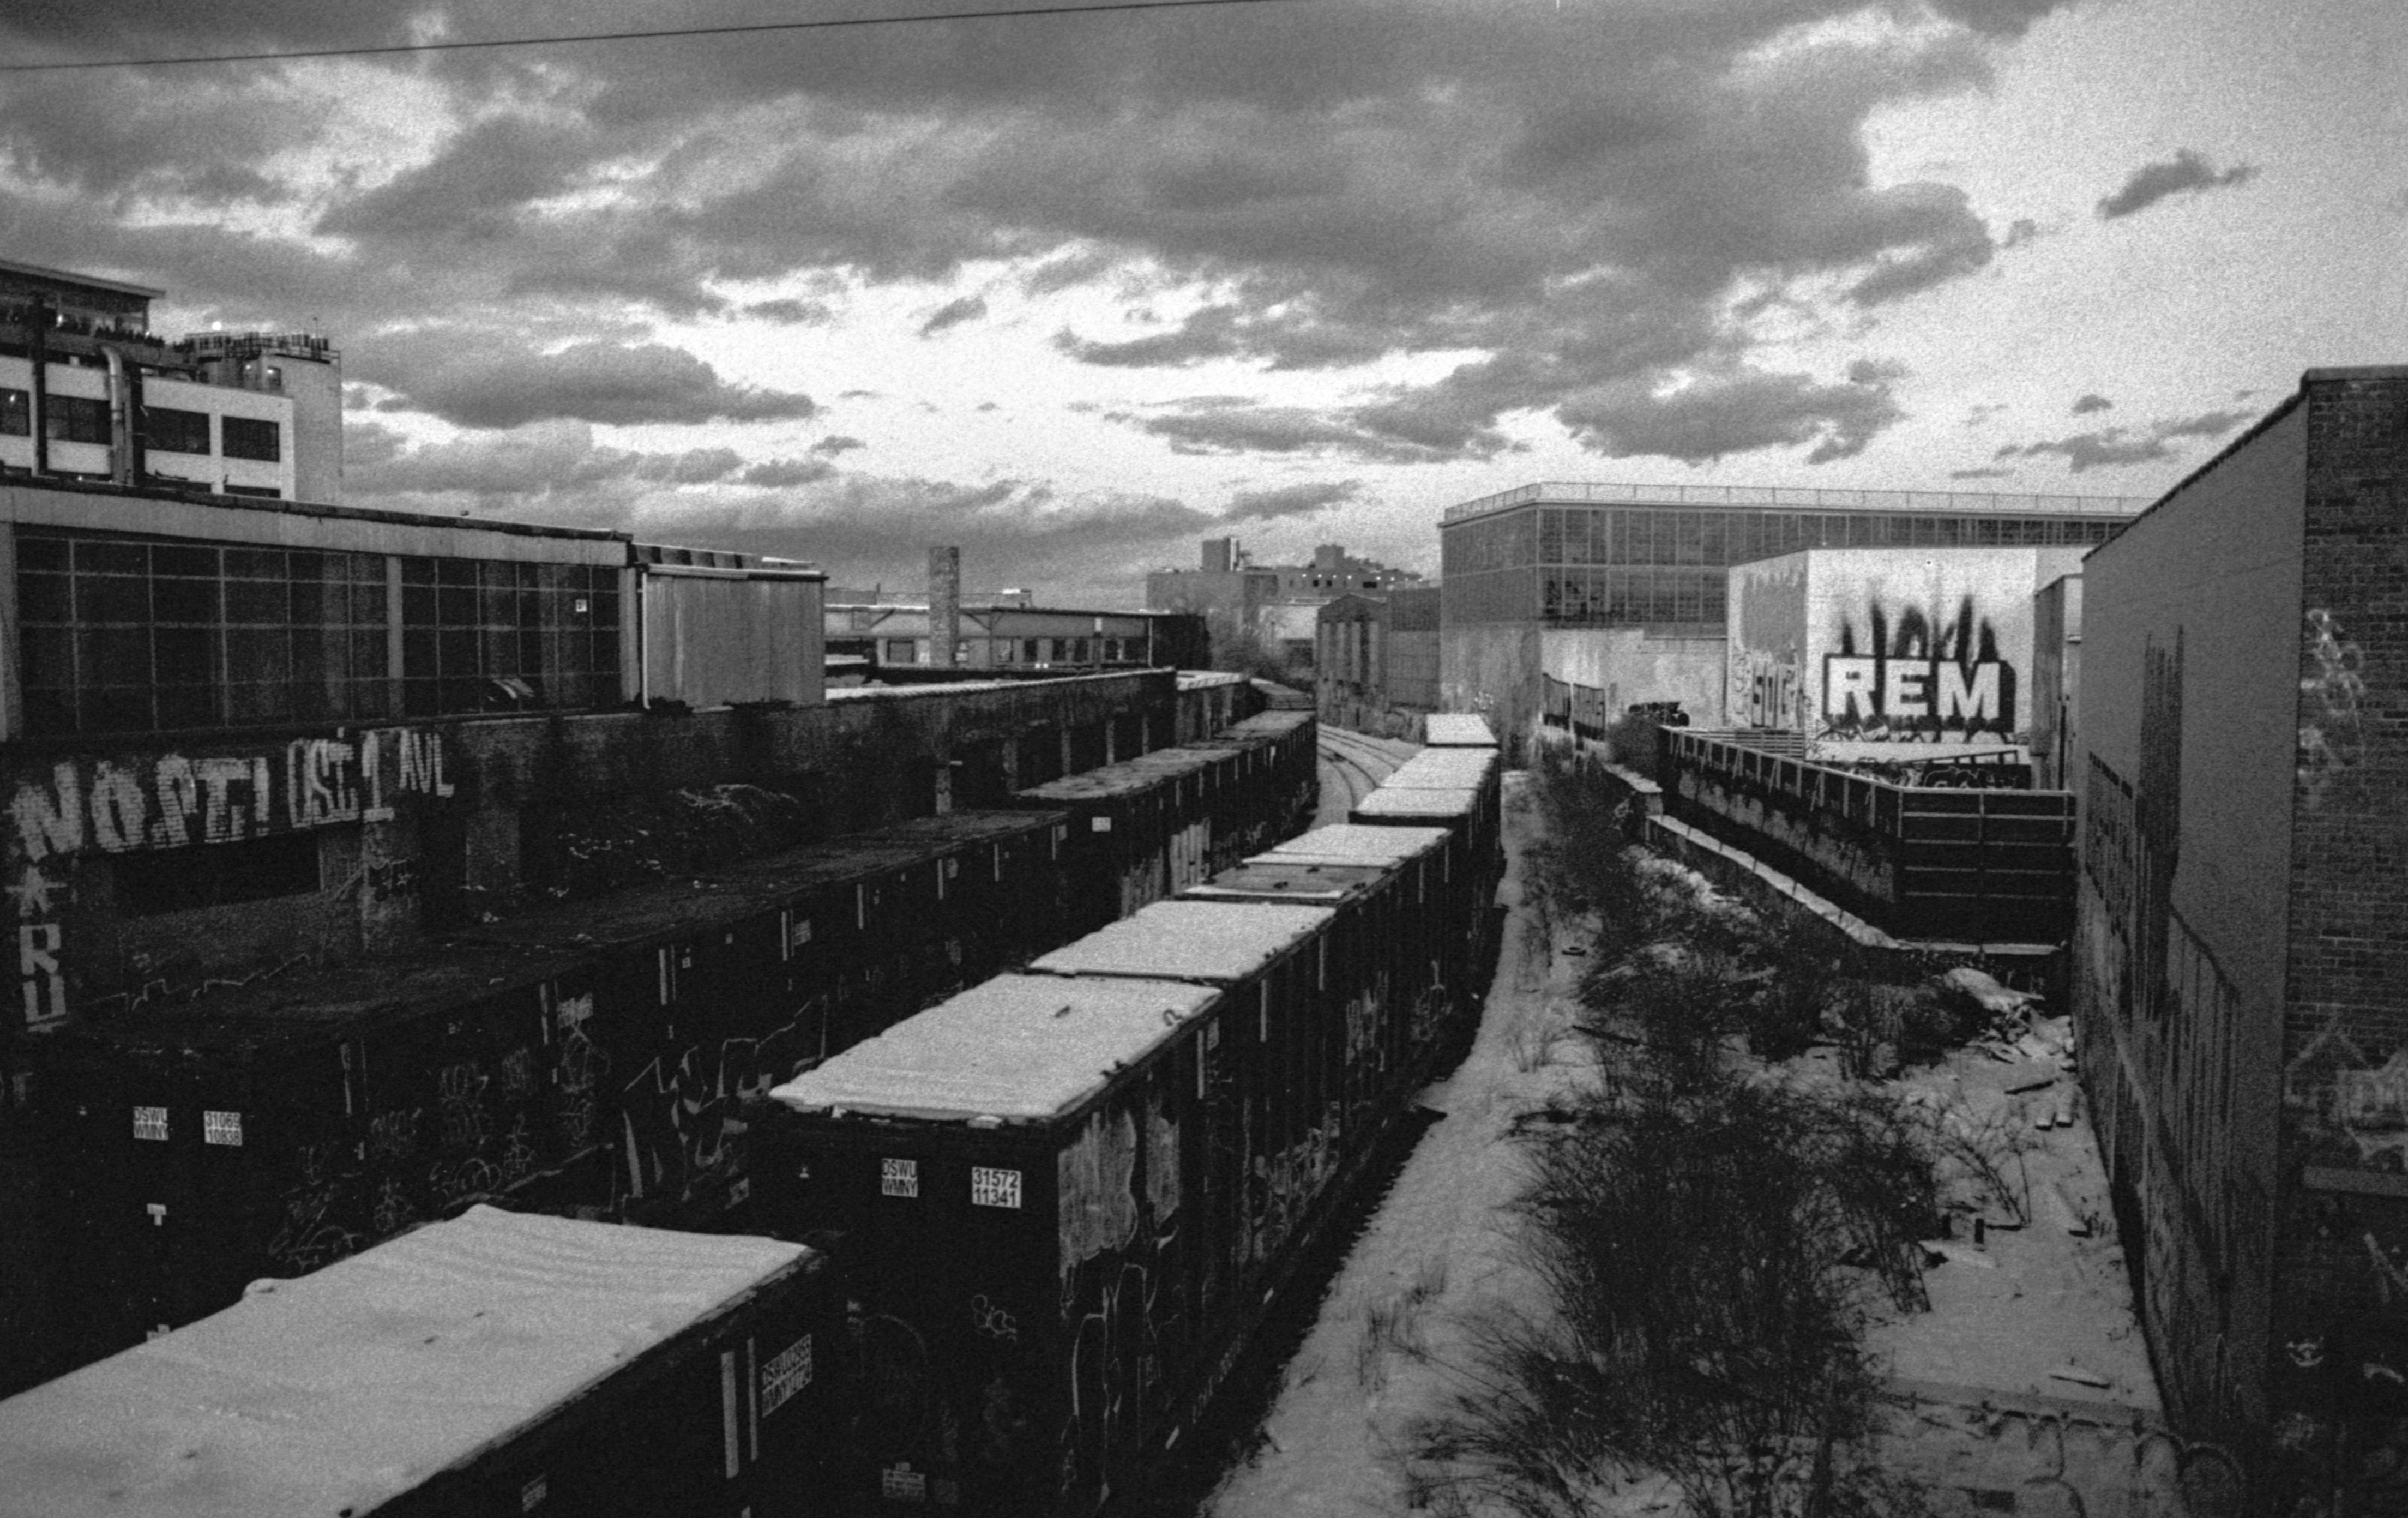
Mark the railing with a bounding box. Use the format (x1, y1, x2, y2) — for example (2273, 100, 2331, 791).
(1656, 728, 2075, 943)
(1442, 480, 2153, 524)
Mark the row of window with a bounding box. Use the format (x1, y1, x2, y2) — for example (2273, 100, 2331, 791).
(0, 389, 282, 460)
(1442, 503, 2122, 577)
(1540, 568, 1733, 629)
(17, 528, 621, 736)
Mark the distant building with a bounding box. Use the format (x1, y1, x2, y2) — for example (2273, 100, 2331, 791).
(1146, 538, 1424, 666)
(1315, 583, 1440, 738)
(1, 258, 342, 505)
(825, 600, 1206, 676)
(1436, 481, 2146, 757)
(2070, 368, 2408, 1504)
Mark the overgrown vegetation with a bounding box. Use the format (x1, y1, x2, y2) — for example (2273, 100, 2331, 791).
(1408, 750, 1962, 1518)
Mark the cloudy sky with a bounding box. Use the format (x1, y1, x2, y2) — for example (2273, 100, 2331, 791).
(4, 0, 2401, 600)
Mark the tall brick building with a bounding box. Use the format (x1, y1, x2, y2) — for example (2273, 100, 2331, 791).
(2070, 367, 2407, 1503)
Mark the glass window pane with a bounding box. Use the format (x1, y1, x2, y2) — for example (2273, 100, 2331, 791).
(80, 574, 152, 624)
(80, 627, 151, 684)
(18, 571, 70, 623)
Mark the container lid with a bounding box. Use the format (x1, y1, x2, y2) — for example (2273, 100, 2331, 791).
(1181, 860, 1387, 904)
(1015, 762, 1171, 802)
(850, 810, 1064, 848)
(0, 1206, 806, 1518)
(1422, 714, 1497, 746)
(1386, 750, 1496, 786)
(769, 974, 1219, 1122)
(1352, 787, 1479, 821)
(1259, 824, 1450, 866)
(1030, 900, 1331, 983)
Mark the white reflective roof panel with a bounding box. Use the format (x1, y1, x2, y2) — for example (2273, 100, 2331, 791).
(1423, 714, 1498, 746)
(1031, 899, 1331, 983)
(1260, 824, 1450, 866)
(1353, 787, 1479, 820)
(770, 973, 1219, 1123)
(0, 1206, 804, 1518)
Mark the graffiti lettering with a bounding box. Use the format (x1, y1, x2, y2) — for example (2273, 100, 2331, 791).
(9, 726, 459, 865)
(1820, 596, 2018, 744)
(2299, 607, 2366, 809)
(1058, 1109, 1140, 1273)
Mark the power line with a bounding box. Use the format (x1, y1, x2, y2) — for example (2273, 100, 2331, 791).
(0, 0, 1308, 74)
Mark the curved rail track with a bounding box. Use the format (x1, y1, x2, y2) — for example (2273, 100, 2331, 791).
(1317, 725, 1419, 818)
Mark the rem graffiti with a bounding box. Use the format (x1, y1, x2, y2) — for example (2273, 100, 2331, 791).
(1821, 597, 2018, 742)
(8, 726, 457, 864)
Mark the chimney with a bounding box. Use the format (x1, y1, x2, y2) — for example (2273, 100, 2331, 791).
(1202, 537, 1233, 574)
(928, 545, 961, 669)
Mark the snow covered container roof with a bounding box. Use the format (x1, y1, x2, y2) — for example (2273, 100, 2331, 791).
(1387, 749, 1496, 786)
(1183, 860, 1385, 905)
(0, 1206, 805, 1518)
(1259, 824, 1450, 866)
(1030, 899, 1332, 984)
(1352, 787, 1480, 821)
(1422, 714, 1497, 746)
(768, 973, 1219, 1124)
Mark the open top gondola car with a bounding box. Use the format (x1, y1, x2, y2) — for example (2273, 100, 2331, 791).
(0, 1204, 842, 1518)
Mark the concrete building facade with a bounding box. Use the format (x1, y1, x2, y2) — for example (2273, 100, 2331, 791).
(2069, 369, 2408, 1504)
(1436, 482, 2143, 757)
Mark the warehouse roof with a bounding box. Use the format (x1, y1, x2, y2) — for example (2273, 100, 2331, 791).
(769, 973, 1219, 1123)
(0, 1206, 804, 1518)
(1031, 899, 1331, 983)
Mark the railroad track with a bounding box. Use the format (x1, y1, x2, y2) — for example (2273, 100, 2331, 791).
(1317, 726, 1417, 816)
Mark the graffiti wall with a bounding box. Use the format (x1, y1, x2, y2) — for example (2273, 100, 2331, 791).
(1726, 547, 2085, 760)
(3, 725, 463, 1034)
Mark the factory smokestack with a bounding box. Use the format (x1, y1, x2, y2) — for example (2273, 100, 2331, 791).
(928, 546, 961, 670)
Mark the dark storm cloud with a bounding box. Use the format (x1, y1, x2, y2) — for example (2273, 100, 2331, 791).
(809, 436, 868, 456)
(1554, 360, 1906, 465)
(1226, 481, 1360, 521)
(346, 420, 743, 496)
(1949, 466, 2014, 479)
(1, 0, 2080, 475)
(2071, 393, 2112, 414)
(918, 294, 988, 338)
(1992, 407, 2252, 471)
(739, 457, 838, 488)
(744, 299, 835, 326)
(362, 335, 817, 429)
(2096, 149, 2259, 220)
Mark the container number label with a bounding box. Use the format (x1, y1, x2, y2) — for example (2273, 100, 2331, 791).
(203, 1110, 243, 1147)
(970, 1167, 1022, 1209)
(881, 1158, 920, 1198)
(520, 1474, 547, 1511)
(133, 1106, 168, 1142)
(1090, 816, 1112, 833)
(882, 1465, 928, 1503)
(760, 1332, 814, 1416)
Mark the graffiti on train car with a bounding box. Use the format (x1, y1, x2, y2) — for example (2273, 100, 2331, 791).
(615, 1009, 823, 1208)
(7, 726, 459, 865)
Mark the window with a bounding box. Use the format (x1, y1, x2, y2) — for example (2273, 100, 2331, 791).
(883, 638, 916, 664)
(144, 406, 212, 456)
(0, 388, 27, 436)
(44, 394, 109, 444)
(116, 832, 322, 916)
(400, 556, 618, 717)
(221, 415, 281, 462)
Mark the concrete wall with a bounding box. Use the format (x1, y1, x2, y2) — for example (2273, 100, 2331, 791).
(1728, 545, 2088, 762)
(2074, 396, 2307, 1451)
(1440, 622, 1539, 759)
(1540, 628, 1726, 728)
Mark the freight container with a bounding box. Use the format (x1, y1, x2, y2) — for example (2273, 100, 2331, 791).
(0, 1205, 843, 1518)
(766, 900, 1333, 1517)
(1421, 713, 1497, 748)
(31, 945, 586, 1366)
(1013, 765, 1177, 935)
(846, 810, 1073, 986)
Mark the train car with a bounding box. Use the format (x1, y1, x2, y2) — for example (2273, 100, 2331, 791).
(763, 900, 1346, 1517)
(839, 810, 1074, 997)
(1180, 823, 1461, 1113)
(1421, 713, 1498, 749)
(31, 944, 588, 1368)
(1013, 761, 1184, 936)
(0, 1206, 844, 1518)
(1219, 709, 1318, 840)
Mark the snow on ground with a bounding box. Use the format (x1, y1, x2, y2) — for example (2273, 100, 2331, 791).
(1209, 772, 2188, 1518)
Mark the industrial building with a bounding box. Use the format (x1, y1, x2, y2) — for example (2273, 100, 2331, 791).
(824, 598, 1205, 676)
(1147, 537, 1424, 667)
(2068, 368, 2408, 1505)
(1436, 482, 2145, 756)
(1314, 584, 1440, 737)
(1, 259, 342, 506)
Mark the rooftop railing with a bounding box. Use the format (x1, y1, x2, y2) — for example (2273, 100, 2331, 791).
(1442, 480, 2153, 524)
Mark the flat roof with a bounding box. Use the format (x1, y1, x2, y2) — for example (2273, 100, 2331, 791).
(0, 1206, 803, 1518)
(1260, 824, 1450, 865)
(769, 973, 1219, 1122)
(1352, 787, 1480, 820)
(1183, 860, 1388, 905)
(1031, 899, 1331, 983)
(0, 257, 166, 300)
(1422, 714, 1497, 746)
(1387, 750, 1497, 786)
